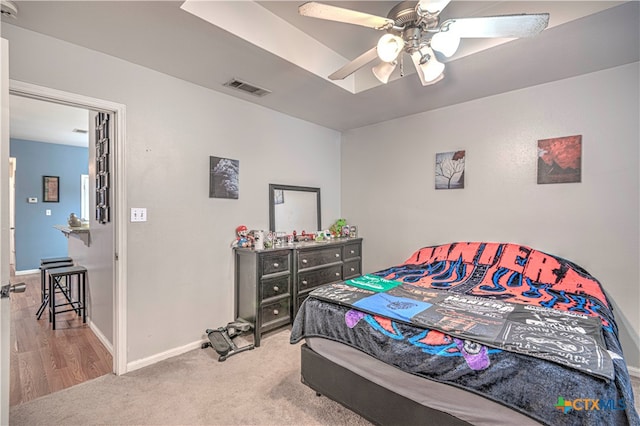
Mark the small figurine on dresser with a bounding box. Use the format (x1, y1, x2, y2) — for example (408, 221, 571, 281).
(264, 231, 275, 249)
(330, 218, 347, 238)
(231, 225, 253, 248)
(252, 230, 265, 250)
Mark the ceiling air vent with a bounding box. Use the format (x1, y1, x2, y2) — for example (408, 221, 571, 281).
(223, 79, 271, 97)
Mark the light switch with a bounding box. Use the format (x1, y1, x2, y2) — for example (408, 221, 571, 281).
(130, 208, 147, 222)
(45, 209, 51, 216)
(28, 197, 38, 203)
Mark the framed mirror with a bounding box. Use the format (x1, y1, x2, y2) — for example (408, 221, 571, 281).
(269, 184, 321, 235)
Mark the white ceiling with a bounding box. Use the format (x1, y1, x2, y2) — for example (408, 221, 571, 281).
(3, 1, 639, 144)
(9, 95, 89, 147)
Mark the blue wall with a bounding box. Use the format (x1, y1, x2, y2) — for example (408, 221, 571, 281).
(10, 139, 89, 271)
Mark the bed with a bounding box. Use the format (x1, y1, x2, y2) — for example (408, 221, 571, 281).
(290, 242, 639, 425)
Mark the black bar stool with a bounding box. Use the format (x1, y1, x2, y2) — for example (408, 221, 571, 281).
(37, 259, 74, 319)
(48, 265, 87, 330)
(41, 256, 73, 264)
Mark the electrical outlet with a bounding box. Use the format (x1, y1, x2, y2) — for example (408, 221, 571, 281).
(45, 209, 51, 216)
(130, 208, 147, 222)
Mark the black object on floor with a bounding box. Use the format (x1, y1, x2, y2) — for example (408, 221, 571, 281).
(202, 320, 255, 362)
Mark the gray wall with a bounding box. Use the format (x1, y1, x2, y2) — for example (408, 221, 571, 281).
(341, 62, 640, 371)
(3, 24, 342, 364)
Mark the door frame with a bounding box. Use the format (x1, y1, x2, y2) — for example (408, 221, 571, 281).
(1, 37, 10, 424)
(9, 157, 15, 267)
(9, 80, 128, 376)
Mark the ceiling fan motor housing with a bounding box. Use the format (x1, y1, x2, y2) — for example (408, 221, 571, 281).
(387, 1, 420, 25)
(387, 1, 439, 54)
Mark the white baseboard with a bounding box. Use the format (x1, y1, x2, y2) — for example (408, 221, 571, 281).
(89, 319, 114, 356)
(126, 338, 207, 373)
(627, 365, 640, 378)
(15, 269, 39, 276)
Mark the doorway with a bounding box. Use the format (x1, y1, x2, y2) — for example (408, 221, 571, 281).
(9, 95, 90, 275)
(7, 80, 128, 400)
(8, 95, 113, 405)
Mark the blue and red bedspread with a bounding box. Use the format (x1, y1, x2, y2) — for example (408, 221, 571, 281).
(290, 242, 639, 425)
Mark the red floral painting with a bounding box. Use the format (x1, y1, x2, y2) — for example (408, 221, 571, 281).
(537, 135, 582, 184)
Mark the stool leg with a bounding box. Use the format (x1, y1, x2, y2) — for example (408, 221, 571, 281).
(40, 269, 45, 302)
(36, 269, 48, 318)
(74, 274, 80, 317)
(35, 294, 48, 319)
(49, 274, 55, 329)
(81, 272, 86, 324)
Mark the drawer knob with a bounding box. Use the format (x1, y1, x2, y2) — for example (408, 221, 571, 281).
(350, 250, 355, 254)
(335, 272, 340, 277)
(273, 263, 279, 267)
(302, 280, 308, 285)
(302, 259, 308, 264)
(273, 309, 279, 315)
(335, 253, 340, 258)
(350, 268, 355, 272)
(273, 286, 279, 292)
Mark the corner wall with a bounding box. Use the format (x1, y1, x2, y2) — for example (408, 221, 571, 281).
(342, 63, 640, 370)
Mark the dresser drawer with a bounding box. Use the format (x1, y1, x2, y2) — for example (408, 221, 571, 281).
(343, 243, 361, 260)
(298, 264, 343, 292)
(260, 275, 290, 301)
(298, 247, 342, 269)
(343, 259, 361, 279)
(260, 298, 290, 329)
(261, 252, 290, 276)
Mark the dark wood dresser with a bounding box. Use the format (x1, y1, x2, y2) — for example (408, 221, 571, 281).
(234, 238, 362, 346)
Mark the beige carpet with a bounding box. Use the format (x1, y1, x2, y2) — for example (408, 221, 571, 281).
(10, 327, 640, 425)
(9, 329, 371, 425)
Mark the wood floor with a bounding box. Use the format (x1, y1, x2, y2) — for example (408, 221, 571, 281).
(9, 271, 112, 406)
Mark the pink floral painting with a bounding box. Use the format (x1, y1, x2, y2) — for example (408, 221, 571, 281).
(537, 135, 582, 184)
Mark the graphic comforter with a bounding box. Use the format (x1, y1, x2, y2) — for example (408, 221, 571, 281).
(290, 242, 639, 425)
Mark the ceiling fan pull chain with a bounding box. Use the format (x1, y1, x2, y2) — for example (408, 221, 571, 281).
(399, 54, 404, 77)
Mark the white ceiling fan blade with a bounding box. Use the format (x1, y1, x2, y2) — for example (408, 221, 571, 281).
(417, 0, 452, 15)
(442, 14, 550, 38)
(329, 47, 378, 80)
(299, 2, 394, 31)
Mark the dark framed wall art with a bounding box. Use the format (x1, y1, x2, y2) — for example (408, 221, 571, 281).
(209, 156, 239, 199)
(537, 135, 582, 184)
(435, 150, 466, 190)
(43, 175, 59, 202)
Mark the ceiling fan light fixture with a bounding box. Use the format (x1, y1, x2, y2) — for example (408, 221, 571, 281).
(430, 30, 460, 58)
(372, 61, 397, 84)
(411, 48, 445, 85)
(376, 33, 404, 63)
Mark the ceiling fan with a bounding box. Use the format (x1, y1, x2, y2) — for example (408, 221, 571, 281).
(298, 0, 550, 86)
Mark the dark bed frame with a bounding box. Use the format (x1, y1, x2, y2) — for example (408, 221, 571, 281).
(300, 344, 471, 426)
